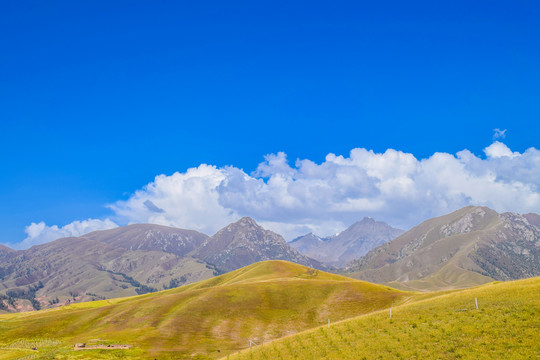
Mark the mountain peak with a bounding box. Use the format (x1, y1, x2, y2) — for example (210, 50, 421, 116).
(236, 216, 258, 226)
(224, 217, 263, 231)
(197, 218, 324, 273)
(290, 219, 404, 267)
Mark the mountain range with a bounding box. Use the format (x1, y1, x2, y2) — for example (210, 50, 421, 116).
(290, 217, 404, 267)
(1, 205, 539, 312)
(0, 218, 321, 312)
(346, 206, 540, 290)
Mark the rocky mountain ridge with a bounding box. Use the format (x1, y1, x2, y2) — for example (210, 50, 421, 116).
(196, 217, 323, 272)
(346, 206, 540, 290)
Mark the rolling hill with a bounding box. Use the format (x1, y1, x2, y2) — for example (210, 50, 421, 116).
(0, 260, 408, 359)
(228, 276, 540, 360)
(346, 206, 540, 290)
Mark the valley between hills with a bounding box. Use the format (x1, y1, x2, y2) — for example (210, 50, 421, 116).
(0, 205, 539, 359)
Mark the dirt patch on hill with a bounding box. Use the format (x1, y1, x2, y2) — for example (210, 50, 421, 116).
(74, 343, 133, 350)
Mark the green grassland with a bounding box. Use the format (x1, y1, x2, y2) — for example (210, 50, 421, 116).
(227, 276, 540, 360)
(0, 261, 408, 359)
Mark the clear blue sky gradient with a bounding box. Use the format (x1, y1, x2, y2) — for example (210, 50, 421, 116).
(1, 1, 539, 242)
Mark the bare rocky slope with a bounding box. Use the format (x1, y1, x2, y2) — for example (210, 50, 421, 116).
(0, 225, 216, 312)
(0, 244, 14, 259)
(195, 217, 325, 273)
(290, 217, 403, 267)
(346, 206, 540, 290)
(0, 218, 323, 312)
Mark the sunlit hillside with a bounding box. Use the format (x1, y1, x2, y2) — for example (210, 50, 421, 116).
(227, 277, 540, 360)
(0, 261, 407, 359)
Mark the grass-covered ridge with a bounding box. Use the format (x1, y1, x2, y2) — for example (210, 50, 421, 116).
(226, 276, 540, 360)
(0, 260, 407, 359)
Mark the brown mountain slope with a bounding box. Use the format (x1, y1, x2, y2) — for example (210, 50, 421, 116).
(0, 225, 216, 312)
(0, 244, 14, 260)
(83, 223, 208, 256)
(524, 213, 540, 228)
(195, 217, 325, 273)
(346, 206, 540, 290)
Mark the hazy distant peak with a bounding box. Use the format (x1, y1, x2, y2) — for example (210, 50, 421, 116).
(290, 232, 322, 243)
(289, 218, 404, 267)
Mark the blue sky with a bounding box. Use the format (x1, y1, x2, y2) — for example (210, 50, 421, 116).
(1, 1, 539, 246)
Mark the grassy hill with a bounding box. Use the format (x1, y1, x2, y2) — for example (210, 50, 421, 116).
(227, 276, 540, 360)
(0, 261, 407, 359)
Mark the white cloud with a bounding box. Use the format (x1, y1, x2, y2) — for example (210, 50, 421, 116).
(108, 164, 239, 236)
(493, 128, 507, 139)
(10, 141, 540, 248)
(106, 141, 540, 240)
(484, 141, 519, 158)
(15, 218, 118, 250)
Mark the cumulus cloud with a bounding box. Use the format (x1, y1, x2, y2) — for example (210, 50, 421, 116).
(108, 141, 540, 240)
(484, 141, 520, 159)
(108, 164, 240, 236)
(10, 141, 540, 248)
(14, 218, 118, 250)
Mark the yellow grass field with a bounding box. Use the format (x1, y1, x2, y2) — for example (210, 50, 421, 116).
(227, 276, 540, 360)
(0, 261, 408, 359)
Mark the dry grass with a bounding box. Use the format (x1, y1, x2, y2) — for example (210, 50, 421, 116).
(227, 277, 540, 360)
(0, 261, 407, 359)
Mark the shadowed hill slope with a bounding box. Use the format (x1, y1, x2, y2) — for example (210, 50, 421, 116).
(0, 260, 408, 359)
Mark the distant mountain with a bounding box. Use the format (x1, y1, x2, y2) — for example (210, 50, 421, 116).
(290, 218, 404, 267)
(289, 233, 327, 254)
(195, 217, 325, 273)
(346, 206, 540, 290)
